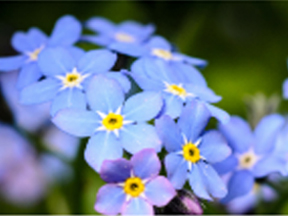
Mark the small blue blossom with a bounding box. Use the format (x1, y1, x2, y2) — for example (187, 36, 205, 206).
(19, 47, 128, 116)
(95, 149, 176, 215)
(213, 115, 286, 203)
(155, 100, 231, 200)
(83, 17, 155, 57)
(0, 15, 82, 89)
(52, 75, 163, 171)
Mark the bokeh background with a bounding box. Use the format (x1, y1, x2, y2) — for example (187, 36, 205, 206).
(0, 1, 288, 214)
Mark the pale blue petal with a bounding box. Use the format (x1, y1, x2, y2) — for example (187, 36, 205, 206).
(177, 100, 210, 142)
(20, 78, 60, 104)
(50, 88, 87, 116)
(218, 116, 253, 153)
(123, 91, 162, 122)
(104, 71, 131, 93)
(205, 103, 230, 124)
(0, 55, 25, 72)
(86, 75, 124, 112)
(120, 123, 162, 154)
(131, 58, 148, 77)
(145, 176, 176, 207)
(227, 191, 256, 214)
(165, 153, 187, 189)
(117, 21, 155, 41)
(283, 78, 288, 99)
(213, 155, 238, 175)
(155, 115, 183, 152)
(221, 170, 254, 203)
(52, 109, 99, 137)
(81, 35, 112, 46)
(95, 184, 126, 215)
(11, 31, 34, 53)
(185, 85, 222, 103)
(146, 36, 171, 50)
(84, 132, 123, 172)
(254, 114, 285, 154)
(121, 198, 153, 215)
(173, 53, 208, 68)
(48, 15, 82, 47)
(109, 42, 145, 57)
(100, 158, 131, 183)
(26, 28, 48, 50)
(38, 47, 75, 76)
(199, 130, 231, 163)
(17, 62, 42, 89)
(253, 156, 288, 177)
(162, 93, 183, 119)
(131, 149, 161, 180)
(66, 46, 85, 61)
(77, 49, 117, 74)
(130, 73, 163, 91)
(86, 17, 116, 34)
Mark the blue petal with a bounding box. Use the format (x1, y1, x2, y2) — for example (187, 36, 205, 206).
(86, 17, 116, 34)
(146, 36, 171, 50)
(130, 73, 163, 91)
(120, 123, 162, 154)
(38, 47, 75, 76)
(221, 170, 254, 203)
(254, 114, 285, 154)
(84, 132, 123, 172)
(50, 88, 87, 116)
(66, 46, 85, 61)
(145, 176, 176, 207)
(131, 149, 161, 180)
(155, 115, 183, 152)
(165, 153, 187, 189)
(173, 53, 208, 68)
(104, 71, 131, 93)
(109, 42, 146, 57)
(162, 93, 183, 119)
(121, 197, 153, 215)
(17, 62, 42, 89)
(252, 156, 288, 177)
(100, 158, 132, 183)
(218, 116, 253, 153)
(199, 130, 231, 163)
(52, 109, 99, 137)
(204, 103, 230, 124)
(283, 78, 288, 99)
(81, 35, 112, 46)
(0, 55, 25, 72)
(86, 75, 124, 112)
(26, 28, 48, 50)
(95, 184, 126, 215)
(177, 100, 210, 142)
(117, 21, 155, 41)
(131, 58, 148, 77)
(20, 78, 60, 104)
(213, 155, 238, 175)
(48, 15, 82, 47)
(185, 85, 222, 103)
(123, 91, 162, 122)
(226, 190, 256, 214)
(77, 49, 117, 74)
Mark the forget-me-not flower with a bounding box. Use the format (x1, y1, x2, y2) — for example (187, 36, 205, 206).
(0, 15, 82, 89)
(52, 75, 163, 171)
(95, 148, 176, 215)
(155, 100, 231, 200)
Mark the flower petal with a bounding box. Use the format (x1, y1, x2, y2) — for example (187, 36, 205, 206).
(121, 197, 153, 215)
(123, 91, 162, 122)
(131, 149, 161, 180)
(0, 55, 25, 72)
(26, 28, 48, 49)
(84, 132, 123, 172)
(213, 154, 238, 175)
(109, 42, 145, 57)
(48, 15, 82, 47)
(185, 85, 222, 103)
(20, 78, 60, 104)
(204, 103, 230, 124)
(165, 153, 187, 189)
(104, 71, 131, 93)
(17, 62, 42, 89)
(95, 184, 126, 215)
(120, 123, 162, 154)
(100, 158, 132, 183)
(155, 115, 183, 152)
(252, 156, 288, 177)
(162, 93, 183, 119)
(81, 35, 112, 46)
(86, 17, 116, 34)
(86, 75, 124, 112)
(52, 109, 99, 137)
(283, 78, 288, 99)
(173, 53, 208, 68)
(146, 36, 171, 51)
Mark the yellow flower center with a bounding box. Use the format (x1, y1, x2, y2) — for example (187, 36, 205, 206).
(167, 84, 187, 97)
(28, 47, 43, 61)
(123, 177, 145, 197)
(63, 73, 81, 88)
(183, 143, 201, 163)
(152, 48, 173, 60)
(115, 32, 135, 43)
(102, 113, 124, 130)
(239, 151, 258, 169)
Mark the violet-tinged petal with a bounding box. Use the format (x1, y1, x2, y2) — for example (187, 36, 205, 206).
(121, 197, 153, 215)
(145, 176, 176, 207)
(213, 154, 238, 175)
(84, 132, 123, 172)
(0, 55, 25, 72)
(20, 78, 60, 104)
(95, 184, 126, 215)
(226, 191, 257, 214)
(131, 148, 161, 180)
(52, 109, 99, 137)
(100, 158, 132, 183)
(17, 62, 42, 89)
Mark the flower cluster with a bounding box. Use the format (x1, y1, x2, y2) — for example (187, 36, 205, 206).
(1, 15, 288, 215)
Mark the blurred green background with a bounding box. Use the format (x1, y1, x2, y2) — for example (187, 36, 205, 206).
(1, 1, 288, 214)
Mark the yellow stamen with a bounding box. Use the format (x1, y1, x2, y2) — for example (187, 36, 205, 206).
(123, 177, 145, 197)
(167, 84, 187, 98)
(183, 142, 201, 163)
(115, 32, 135, 43)
(152, 48, 173, 60)
(102, 113, 123, 130)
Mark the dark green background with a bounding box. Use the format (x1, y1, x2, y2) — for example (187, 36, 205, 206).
(1, 1, 288, 214)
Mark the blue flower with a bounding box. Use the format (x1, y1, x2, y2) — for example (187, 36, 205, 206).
(83, 17, 155, 57)
(213, 115, 286, 203)
(0, 15, 82, 89)
(19, 47, 127, 116)
(95, 148, 176, 215)
(131, 58, 229, 122)
(52, 75, 163, 171)
(155, 100, 231, 200)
